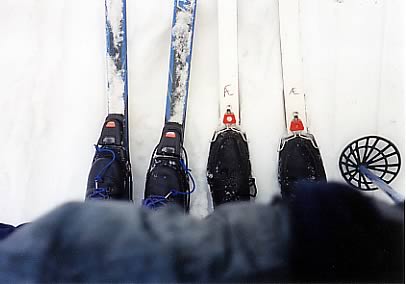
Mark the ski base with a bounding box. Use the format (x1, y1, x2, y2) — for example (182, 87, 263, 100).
(207, 127, 257, 208)
(278, 133, 326, 200)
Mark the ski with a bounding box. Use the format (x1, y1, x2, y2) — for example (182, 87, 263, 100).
(144, 0, 197, 211)
(86, 0, 132, 201)
(277, 0, 326, 199)
(206, 0, 257, 208)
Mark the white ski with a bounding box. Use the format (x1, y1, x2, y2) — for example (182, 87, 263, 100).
(278, 0, 308, 134)
(277, 0, 326, 199)
(207, 0, 257, 208)
(217, 0, 241, 128)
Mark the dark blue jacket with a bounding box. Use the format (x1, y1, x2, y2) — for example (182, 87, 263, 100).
(0, 183, 403, 282)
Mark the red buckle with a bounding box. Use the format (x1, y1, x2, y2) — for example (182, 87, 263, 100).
(223, 113, 236, 124)
(290, 117, 304, 132)
(165, 131, 176, 138)
(106, 121, 116, 128)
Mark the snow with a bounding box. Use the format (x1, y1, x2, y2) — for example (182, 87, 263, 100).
(0, 0, 404, 225)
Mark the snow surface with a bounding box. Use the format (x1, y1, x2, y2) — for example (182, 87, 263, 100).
(0, 0, 404, 225)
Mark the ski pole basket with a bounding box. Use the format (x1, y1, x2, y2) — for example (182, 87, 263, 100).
(339, 135, 403, 204)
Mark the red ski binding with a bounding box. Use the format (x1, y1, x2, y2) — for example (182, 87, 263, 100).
(289, 113, 304, 132)
(223, 111, 236, 125)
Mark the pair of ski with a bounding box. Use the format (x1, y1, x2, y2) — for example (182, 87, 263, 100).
(86, 0, 326, 208)
(85, 0, 200, 207)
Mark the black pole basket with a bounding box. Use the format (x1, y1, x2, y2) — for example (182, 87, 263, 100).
(339, 135, 401, 191)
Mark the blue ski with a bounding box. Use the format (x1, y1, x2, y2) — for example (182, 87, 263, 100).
(86, 0, 132, 201)
(144, 0, 197, 212)
(165, 0, 197, 126)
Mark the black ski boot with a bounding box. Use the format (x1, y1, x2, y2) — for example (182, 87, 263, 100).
(86, 114, 132, 201)
(207, 128, 257, 208)
(144, 122, 192, 212)
(278, 133, 326, 200)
